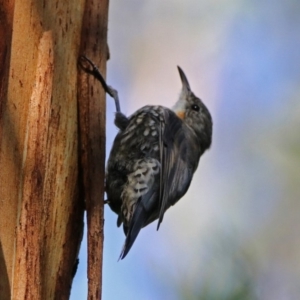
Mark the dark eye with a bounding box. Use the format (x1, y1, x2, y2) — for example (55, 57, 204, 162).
(191, 104, 200, 111)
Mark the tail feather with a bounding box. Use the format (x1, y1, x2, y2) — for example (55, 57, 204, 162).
(119, 200, 147, 259)
(119, 158, 160, 259)
(119, 192, 156, 260)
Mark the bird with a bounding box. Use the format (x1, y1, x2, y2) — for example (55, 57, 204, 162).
(79, 56, 213, 259)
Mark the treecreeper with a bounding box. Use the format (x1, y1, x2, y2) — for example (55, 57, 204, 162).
(79, 56, 213, 259)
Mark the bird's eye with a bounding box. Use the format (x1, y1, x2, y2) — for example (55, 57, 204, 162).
(191, 104, 200, 111)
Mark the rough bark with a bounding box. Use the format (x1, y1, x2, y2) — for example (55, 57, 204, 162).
(0, 0, 108, 299)
(78, 0, 109, 299)
(0, 0, 15, 297)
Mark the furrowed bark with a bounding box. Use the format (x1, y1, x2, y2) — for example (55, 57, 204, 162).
(78, 0, 109, 299)
(0, 0, 110, 298)
(0, 0, 15, 298)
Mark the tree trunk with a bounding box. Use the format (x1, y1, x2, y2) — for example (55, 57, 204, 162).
(0, 0, 108, 299)
(78, 0, 109, 299)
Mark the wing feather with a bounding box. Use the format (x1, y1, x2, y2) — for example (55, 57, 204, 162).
(157, 110, 193, 229)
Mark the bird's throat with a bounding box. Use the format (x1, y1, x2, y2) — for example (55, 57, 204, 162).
(176, 111, 185, 119)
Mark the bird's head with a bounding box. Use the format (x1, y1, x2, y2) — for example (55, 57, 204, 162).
(172, 66, 213, 150)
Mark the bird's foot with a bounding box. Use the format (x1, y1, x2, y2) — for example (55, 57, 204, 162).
(78, 55, 121, 113)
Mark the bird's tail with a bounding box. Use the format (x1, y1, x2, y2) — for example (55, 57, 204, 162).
(119, 199, 147, 260)
(119, 158, 160, 259)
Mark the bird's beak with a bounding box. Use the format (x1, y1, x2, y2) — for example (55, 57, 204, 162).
(177, 66, 191, 92)
(173, 66, 191, 119)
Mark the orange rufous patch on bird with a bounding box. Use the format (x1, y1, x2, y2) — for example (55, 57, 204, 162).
(176, 111, 185, 119)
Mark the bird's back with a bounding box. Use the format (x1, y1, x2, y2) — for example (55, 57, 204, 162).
(106, 105, 168, 219)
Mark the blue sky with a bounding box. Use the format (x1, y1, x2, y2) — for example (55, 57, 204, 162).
(71, 1, 300, 299)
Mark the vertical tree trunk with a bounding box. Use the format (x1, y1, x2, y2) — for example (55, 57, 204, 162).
(0, 0, 108, 299)
(0, 1, 16, 299)
(78, 0, 109, 299)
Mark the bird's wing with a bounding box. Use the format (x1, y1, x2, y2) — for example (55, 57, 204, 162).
(157, 110, 194, 230)
(117, 107, 193, 258)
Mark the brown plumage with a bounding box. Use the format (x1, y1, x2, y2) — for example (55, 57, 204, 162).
(79, 56, 213, 259)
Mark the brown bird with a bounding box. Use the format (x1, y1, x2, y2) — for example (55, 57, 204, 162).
(80, 56, 213, 259)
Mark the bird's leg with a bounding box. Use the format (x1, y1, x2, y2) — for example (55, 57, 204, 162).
(78, 55, 121, 113)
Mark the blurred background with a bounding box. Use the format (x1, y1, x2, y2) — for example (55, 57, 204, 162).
(71, 0, 300, 299)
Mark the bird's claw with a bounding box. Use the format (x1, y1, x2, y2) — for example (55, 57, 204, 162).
(78, 55, 121, 113)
